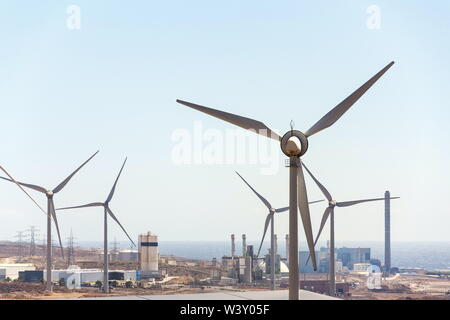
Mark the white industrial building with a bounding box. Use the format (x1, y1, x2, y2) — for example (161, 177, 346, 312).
(118, 250, 138, 261)
(0, 263, 36, 280)
(43, 266, 137, 289)
(353, 263, 372, 273)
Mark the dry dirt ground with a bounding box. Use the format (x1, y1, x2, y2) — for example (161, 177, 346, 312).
(345, 274, 450, 300)
(0, 282, 226, 300)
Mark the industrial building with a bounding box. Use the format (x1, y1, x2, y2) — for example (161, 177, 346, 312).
(264, 251, 281, 274)
(300, 280, 350, 296)
(19, 270, 43, 283)
(299, 251, 320, 273)
(118, 250, 138, 261)
(336, 247, 371, 269)
(0, 263, 36, 280)
(353, 263, 372, 272)
(42, 266, 137, 289)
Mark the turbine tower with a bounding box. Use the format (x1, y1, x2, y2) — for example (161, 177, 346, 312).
(285, 234, 289, 265)
(177, 60, 394, 299)
(235, 171, 322, 290)
(0, 151, 99, 291)
(302, 162, 399, 296)
(384, 190, 391, 274)
(57, 158, 136, 293)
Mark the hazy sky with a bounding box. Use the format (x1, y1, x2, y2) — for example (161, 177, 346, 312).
(0, 1, 449, 245)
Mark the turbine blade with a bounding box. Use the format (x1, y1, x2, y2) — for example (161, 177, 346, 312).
(275, 200, 323, 213)
(0, 176, 47, 194)
(106, 207, 136, 247)
(302, 163, 332, 202)
(53, 150, 99, 193)
(235, 171, 272, 210)
(0, 167, 47, 216)
(297, 161, 317, 270)
(177, 99, 281, 141)
(56, 202, 104, 211)
(336, 197, 400, 207)
(49, 198, 65, 259)
(306, 206, 332, 265)
(304, 61, 395, 137)
(256, 213, 272, 259)
(106, 158, 127, 203)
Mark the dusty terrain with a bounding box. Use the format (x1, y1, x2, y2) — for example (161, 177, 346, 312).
(345, 273, 450, 300)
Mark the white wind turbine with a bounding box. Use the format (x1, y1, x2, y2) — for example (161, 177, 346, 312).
(302, 162, 399, 296)
(0, 151, 99, 291)
(177, 61, 394, 299)
(57, 157, 135, 293)
(235, 171, 322, 290)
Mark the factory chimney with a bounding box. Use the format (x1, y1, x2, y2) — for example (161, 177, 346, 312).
(231, 234, 236, 258)
(242, 234, 247, 257)
(384, 190, 391, 274)
(285, 234, 289, 265)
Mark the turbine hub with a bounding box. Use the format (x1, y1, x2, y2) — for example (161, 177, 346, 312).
(46, 191, 54, 197)
(329, 200, 336, 207)
(280, 130, 308, 157)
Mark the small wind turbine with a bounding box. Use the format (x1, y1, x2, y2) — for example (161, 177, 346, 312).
(302, 162, 399, 296)
(177, 61, 394, 300)
(57, 157, 135, 293)
(0, 151, 99, 291)
(235, 171, 322, 290)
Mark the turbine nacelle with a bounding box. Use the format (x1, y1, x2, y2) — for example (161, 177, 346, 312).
(280, 130, 308, 158)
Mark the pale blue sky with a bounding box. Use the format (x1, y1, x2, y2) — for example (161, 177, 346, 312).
(0, 1, 449, 245)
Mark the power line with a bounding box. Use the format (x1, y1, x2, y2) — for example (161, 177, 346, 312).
(66, 229, 76, 267)
(24, 226, 40, 256)
(14, 231, 25, 262)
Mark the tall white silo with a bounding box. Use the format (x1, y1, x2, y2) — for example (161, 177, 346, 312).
(139, 232, 159, 273)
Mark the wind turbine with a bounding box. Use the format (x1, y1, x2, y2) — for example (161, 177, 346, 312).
(235, 171, 322, 290)
(0, 151, 99, 291)
(57, 157, 136, 293)
(302, 162, 399, 296)
(177, 61, 395, 300)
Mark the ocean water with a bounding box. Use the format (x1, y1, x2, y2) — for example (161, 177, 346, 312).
(77, 240, 450, 270)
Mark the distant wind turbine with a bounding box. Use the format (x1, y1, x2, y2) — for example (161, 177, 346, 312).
(57, 157, 135, 293)
(177, 61, 395, 299)
(302, 162, 399, 296)
(0, 151, 99, 291)
(235, 171, 323, 290)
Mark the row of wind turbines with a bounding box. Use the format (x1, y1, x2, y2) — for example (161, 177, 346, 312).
(176, 61, 398, 299)
(235, 166, 398, 296)
(0, 153, 135, 293)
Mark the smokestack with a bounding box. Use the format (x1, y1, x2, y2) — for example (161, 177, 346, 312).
(242, 234, 247, 257)
(274, 234, 278, 256)
(285, 234, 289, 265)
(231, 234, 236, 258)
(385, 191, 391, 274)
